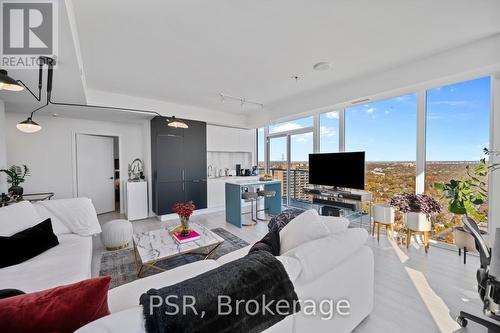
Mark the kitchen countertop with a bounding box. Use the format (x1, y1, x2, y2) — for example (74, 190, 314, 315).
(225, 179, 281, 186)
(208, 176, 259, 181)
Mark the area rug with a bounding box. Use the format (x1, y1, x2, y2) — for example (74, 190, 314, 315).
(99, 228, 250, 289)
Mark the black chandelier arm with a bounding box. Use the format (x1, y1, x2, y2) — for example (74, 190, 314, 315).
(25, 56, 170, 121)
(16, 80, 42, 101)
(47, 96, 165, 119)
(29, 100, 49, 118)
(16, 62, 44, 101)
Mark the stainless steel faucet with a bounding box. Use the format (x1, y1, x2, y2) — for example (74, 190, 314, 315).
(208, 165, 213, 177)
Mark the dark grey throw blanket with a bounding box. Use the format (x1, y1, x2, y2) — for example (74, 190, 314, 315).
(139, 251, 299, 333)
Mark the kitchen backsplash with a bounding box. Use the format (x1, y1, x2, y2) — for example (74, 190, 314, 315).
(207, 152, 252, 174)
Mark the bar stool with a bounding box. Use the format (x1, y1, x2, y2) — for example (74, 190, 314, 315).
(241, 190, 258, 226)
(256, 188, 276, 221)
(371, 204, 395, 242)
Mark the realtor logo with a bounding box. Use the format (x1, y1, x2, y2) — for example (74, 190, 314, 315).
(1, 0, 58, 68)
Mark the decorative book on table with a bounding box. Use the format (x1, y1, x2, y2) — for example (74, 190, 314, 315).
(172, 229, 200, 244)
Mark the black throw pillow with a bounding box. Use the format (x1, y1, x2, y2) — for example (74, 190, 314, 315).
(0, 289, 25, 299)
(248, 227, 281, 256)
(0, 218, 59, 269)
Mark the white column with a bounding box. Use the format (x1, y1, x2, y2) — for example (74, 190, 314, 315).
(0, 100, 6, 193)
(339, 109, 346, 152)
(416, 90, 427, 194)
(489, 74, 500, 240)
(313, 114, 320, 153)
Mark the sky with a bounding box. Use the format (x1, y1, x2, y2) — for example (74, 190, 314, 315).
(259, 76, 491, 162)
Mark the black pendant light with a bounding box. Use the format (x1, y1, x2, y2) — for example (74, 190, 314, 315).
(16, 117, 41, 133)
(0, 69, 24, 91)
(167, 116, 188, 129)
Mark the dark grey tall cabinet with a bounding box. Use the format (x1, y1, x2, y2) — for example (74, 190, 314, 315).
(151, 117, 207, 215)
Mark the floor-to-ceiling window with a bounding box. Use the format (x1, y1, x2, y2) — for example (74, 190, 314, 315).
(269, 136, 288, 205)
(320, 111, 340, 152)
(346, 94, 417, 204)
(425, 77, 491, 243)
(290, 132, 313, 204)
(257, 128, 265, 175)
(268, 116, 314, 205)
(256, 76, 492, 246)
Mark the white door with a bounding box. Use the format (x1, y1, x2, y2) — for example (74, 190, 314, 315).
(76, 134, 115, 214)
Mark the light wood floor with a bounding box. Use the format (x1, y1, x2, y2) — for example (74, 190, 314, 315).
(94, 210, 490, 333)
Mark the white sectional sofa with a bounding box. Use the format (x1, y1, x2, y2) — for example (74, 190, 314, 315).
(0, 199, 100, 293)
(0, 200, 374, 332)
(79, 212, 374, 333)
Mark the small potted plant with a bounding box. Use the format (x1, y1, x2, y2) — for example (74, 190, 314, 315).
(173, 201, 195, 236)
(0, 165, 30, 197)
(390, 193, 441, 232)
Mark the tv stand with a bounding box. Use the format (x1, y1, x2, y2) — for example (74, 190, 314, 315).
(304, 186, 373, 231)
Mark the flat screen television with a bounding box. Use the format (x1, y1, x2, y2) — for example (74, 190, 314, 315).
(308, 152, 365, 190)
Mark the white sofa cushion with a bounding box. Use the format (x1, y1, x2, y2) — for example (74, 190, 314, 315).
(32, 203, 72, 235)
(108, 259, 220, 313)
(279, 209, 330, 254)
(0, 201, 41, 236)
(216, 245, 252, 265)
(35, 198, 101, 236)
(283, 228, 368, 284)
(319, 216, 350, 234)
(0, 234, 93, 293)
(216, 245, 302, 283)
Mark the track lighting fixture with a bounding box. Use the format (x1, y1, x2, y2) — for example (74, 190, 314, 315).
(2, 56, 188, 133)
(218, 93, 264, 110)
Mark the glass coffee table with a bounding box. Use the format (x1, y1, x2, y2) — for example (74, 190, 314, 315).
(132, 223, 224, 277)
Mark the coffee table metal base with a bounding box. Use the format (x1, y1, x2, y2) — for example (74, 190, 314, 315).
(133, 241, 223, 278)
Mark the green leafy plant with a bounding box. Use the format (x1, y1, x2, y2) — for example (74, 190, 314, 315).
(0, 165, 31, 187)
(433, 149, 499, 222)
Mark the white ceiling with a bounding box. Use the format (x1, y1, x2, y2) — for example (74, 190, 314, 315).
(2, 0, 500, 125)
(71, 0, 500, 115)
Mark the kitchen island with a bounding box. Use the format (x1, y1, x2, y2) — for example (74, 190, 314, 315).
(225, 179, 282, 228)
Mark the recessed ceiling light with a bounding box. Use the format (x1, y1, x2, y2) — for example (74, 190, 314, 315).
(313, 62, 331, 71)
(52, 113, 58, 117)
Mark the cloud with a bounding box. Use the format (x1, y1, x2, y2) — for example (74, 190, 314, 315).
(271, 122, 303, 133)
(385, 110, 391, 115)
(430, 100, 466, 106)
(320, 126, 336, 137)
(366, 108, 376, 114)
(324, 111, 339, 119)
(294, 132, 313, 143)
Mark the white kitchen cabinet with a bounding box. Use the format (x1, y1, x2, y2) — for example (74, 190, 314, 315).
(207, 178, 225, 208)
(207, 125, 255, 153)
(125, 181, 149, 221)
(238, 128, 255, 152)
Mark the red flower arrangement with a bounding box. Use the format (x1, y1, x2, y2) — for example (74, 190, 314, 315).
(173, 201, 195, 220)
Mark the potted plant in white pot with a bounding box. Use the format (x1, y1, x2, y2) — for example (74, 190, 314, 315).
(433, 149, 499, 260)
(390, 193, 441, 252)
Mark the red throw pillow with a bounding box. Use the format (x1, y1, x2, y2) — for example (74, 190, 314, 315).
(0, 276, 111, 333)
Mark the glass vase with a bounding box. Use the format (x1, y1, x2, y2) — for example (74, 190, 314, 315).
(180, 217, 191, 236)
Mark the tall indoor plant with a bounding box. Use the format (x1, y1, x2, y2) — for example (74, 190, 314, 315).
(0, 165, 30, 196)
(433, 149, 499, 244)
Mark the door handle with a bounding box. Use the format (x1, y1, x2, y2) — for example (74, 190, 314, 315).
(182, 170, 185, 180)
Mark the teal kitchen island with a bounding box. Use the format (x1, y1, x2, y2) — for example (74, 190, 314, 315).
(225, 179, 282, 228)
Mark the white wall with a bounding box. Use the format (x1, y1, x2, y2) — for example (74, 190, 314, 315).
(0, 100, 6, 193)
(489, 74, 500, 241)
(5, 112, 148, 213)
